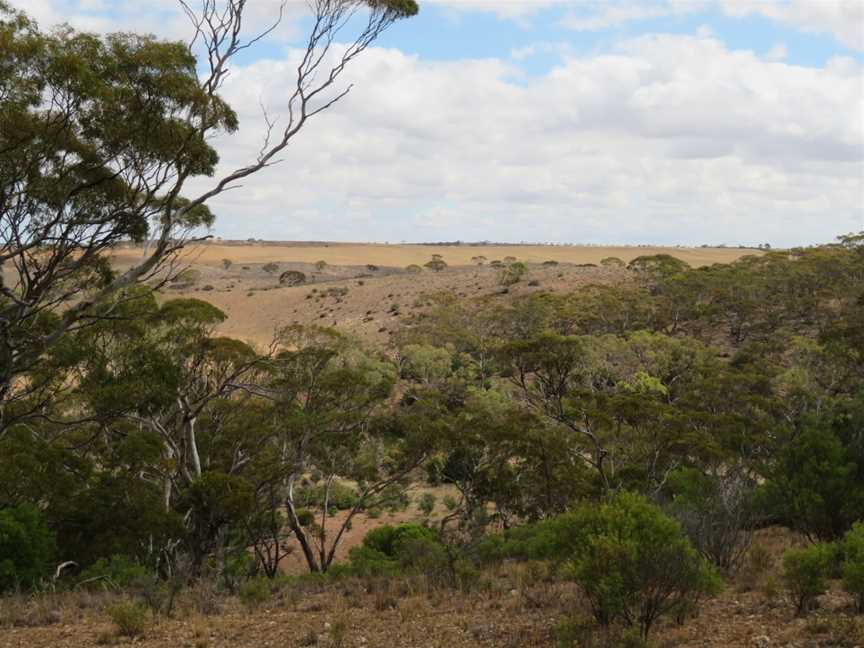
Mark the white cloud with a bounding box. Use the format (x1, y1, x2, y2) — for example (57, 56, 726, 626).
(179, 33, 864, 246)
(721, 0, 864, 51)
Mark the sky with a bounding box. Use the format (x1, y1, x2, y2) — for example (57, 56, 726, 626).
(13, 0, 864, 247)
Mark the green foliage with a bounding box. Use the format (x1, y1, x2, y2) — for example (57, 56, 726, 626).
(0, 505, 55, 592)
(498, 261, 528, 286)
(418, 493, 436, 517)
(424, 257, 447, 272)
(600, 256, 626, 268)
(782, 543, 833, 614)
(763, 423, 864, 542)
(294, 482, 360, 512)
(106, 600, 150, 637)
(627, 254, 690, 277)
(841, 523, 864, 612)
(549, 493, 720, 639)
(238, 577, 271, 607)
(78, 556, 153, 590)
(346, 524, 449, 582)
(279, 270, 307, 286)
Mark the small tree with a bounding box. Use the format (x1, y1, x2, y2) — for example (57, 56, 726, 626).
(841, 523, 864, 613)
(498, 261, 528, 287)
(315, 260, 328, 272)
(0, 505, 55, 592)
(222, 259, 233, 270)
(262, 262, 280, 275)
(782, 543, 833, 614)
(555, 492, 721, 639)
(667, 467, 757, 573)
(279, 270, 307, 286)
(425, 258, 448, 273)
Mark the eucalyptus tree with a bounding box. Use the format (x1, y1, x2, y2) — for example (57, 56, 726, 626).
(269, 325, 430, 573)
(0, 0, 419, 436)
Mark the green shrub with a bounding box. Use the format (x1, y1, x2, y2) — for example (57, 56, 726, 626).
(418, 493, 436, 517)
(238, 577, 271, 608)
(78, 555, 152, 590)
(762, 425, 864, 542)
(782, 543, 833, 614)
(0, 505, 55, 592)
(841, 522, 864, 612)
(294, 482, 359, 511)
(347, 524, 449, 582)
(106, 600, 149, 637)
(556, 492, 720, 639)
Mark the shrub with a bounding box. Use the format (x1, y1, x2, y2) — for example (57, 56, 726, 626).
(600, 256, 625, 268)
(106, 600, 149, 637)
(262, 262, 280, 274)
(555, 492, 721, 639)
(405, 264, 422, 273)
(498, 261, 528, 287)
(424, 258, 447, 272)
(294, 482, 359, 511)
(78, 555, 153, 590)
(841, 522, 864, 612)
(314, 260, 327, 271)
(279, 270, 307, 286)
(763, 425, 864, 542)
(418, 493, 436, 517)
(221, 258, 232, 270)
(0, 505, 55, 592)
(347, 524, 448, 582)
(667, 467, 757, 573)
(238, 577, 271, 608)
(782, 543, 833, 614)
(627, 254, 689, 277)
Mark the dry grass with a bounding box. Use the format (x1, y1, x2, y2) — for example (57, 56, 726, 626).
(5, 529, 862, 647)
(112, 242, 754, 269)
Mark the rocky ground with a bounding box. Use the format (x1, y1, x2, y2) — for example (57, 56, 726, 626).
(2, 529, 862, 648)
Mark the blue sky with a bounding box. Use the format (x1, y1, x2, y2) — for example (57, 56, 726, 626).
(13, 0, 864, 246)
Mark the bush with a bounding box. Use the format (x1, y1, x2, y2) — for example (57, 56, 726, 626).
(279, 270, 307, 286)
(238, 577, 271, 608)
(554, 492, 721, 639)
(106, 600, 149, 637)
(347, 524, 449, 582)
(600, 256, 625, 268)
(294, 482, 359, 511)
(418, 493, 436, 517)
(78, 555, 153, 590)
(841, 522, 864, 612)
(0, 505, 55, 592)
(667, 467, 757, 573)
(782, 543, 833, 614)
(763, 425, 864, 542)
